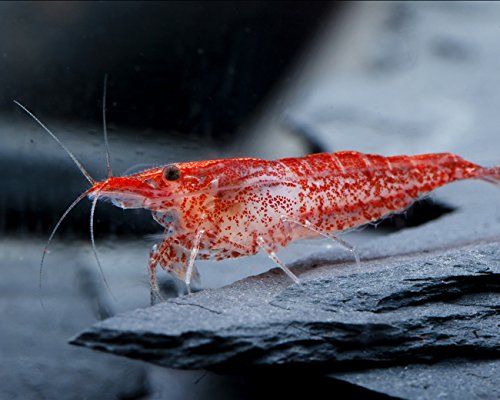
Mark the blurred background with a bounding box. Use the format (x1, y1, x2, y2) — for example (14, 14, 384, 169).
(1, 1, 499, 399)
(1, 1, 332, 237)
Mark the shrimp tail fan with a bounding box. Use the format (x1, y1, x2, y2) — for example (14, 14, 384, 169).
(480, 165, 500, 186)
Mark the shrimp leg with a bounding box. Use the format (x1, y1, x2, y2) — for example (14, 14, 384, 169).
(148, 244, 164, 305)
(185, 229, 205, 293)
(257, 236, 300, 284)
(149, 234, 204, 301)
(280, 216, 361, 265)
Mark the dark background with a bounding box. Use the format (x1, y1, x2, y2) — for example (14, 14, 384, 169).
(1, 1, 337, 237)
(1, 1, 332, 143)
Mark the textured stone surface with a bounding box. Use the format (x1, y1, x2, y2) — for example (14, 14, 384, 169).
(71, 238, 499, 371)
(330, 359, 500, 400)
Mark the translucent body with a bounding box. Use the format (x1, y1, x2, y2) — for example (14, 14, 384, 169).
(88, 151, 499, 294)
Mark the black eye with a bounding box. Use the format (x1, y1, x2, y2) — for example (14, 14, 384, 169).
(163, 164, 181, 181)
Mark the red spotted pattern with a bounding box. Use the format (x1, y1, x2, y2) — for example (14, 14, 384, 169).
(89, 151, 499, 281)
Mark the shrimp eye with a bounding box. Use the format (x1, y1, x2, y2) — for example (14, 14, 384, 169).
(163, 164, 181, 181)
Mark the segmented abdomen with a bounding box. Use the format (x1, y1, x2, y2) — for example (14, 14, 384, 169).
(279, 151, 484, 234)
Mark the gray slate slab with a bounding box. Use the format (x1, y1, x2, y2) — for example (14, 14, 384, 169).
(330, 359, 500, 400)
(71, 241, 499, 371)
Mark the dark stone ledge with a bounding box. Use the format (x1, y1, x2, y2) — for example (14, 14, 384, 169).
(71, 242, 499, 372)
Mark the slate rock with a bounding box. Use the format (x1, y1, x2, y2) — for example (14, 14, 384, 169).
(71, 242, 499, 371)
(330, 359, 500, 400)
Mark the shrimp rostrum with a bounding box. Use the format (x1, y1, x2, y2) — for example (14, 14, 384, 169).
(15, 102, 500, 301)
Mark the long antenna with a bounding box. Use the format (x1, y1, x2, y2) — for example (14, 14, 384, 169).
(14, 100, 95, 185)
(40, 189, 90, 290)
(90, 192, 115, 300)
(102, 74, 113, 177)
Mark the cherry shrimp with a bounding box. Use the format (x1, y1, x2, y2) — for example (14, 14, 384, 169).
(15, 90, 500, 302)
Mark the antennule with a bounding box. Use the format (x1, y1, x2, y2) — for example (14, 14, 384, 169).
(102, 74, 113, 177)
(14, 100, 95, 185)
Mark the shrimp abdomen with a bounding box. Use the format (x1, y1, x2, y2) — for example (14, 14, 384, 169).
(280, 151, 494, 233)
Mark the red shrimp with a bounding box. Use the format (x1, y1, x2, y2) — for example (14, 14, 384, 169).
(15, 101, 500, 301)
